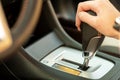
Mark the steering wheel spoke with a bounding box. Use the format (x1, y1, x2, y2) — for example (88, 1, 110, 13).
(0, 0, 42, 59)
(0, 2, 12, 53)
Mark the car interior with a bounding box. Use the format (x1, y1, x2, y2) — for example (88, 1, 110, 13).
(0, 0, 120, 80)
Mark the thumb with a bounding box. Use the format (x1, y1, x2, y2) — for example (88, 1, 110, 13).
(78, 12, 97, 27)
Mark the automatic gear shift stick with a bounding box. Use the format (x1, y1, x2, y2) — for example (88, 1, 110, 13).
(80, 11, 105, 69)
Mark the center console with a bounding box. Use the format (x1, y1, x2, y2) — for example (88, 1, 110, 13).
(25, 32, 120, 80)
(41, 47, 114, 79)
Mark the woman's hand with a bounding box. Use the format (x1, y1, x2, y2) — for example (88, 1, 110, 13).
(75, 0, 120, 39)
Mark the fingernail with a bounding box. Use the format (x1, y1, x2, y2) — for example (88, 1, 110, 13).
(77, 27, 81, 31)
(75, 23, 81, 31)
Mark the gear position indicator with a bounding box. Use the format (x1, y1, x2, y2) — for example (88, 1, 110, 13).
(41, 47, 114, 79)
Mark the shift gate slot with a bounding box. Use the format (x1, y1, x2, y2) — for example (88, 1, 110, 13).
(62, 58, 89, 71)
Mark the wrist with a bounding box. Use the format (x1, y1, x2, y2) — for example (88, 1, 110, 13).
(113, 16, 120, 40)
(114, 16, 120, 29)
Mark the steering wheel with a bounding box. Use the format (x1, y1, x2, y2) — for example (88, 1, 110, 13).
(0, 0, 43, 59)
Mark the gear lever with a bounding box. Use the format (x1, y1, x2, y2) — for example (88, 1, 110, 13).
(79, 11, 105, 70)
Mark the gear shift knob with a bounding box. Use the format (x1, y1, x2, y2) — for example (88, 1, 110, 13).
(80, 11, 105, 69)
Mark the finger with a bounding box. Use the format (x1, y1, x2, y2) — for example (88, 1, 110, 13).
(77, 1, 99, 13)
(78, 11, 97, 28)
(75, 1, 98, 31)
(75, 12, 81, 31)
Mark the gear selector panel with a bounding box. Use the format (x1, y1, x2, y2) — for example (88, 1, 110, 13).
(41, 47, 114, 79)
